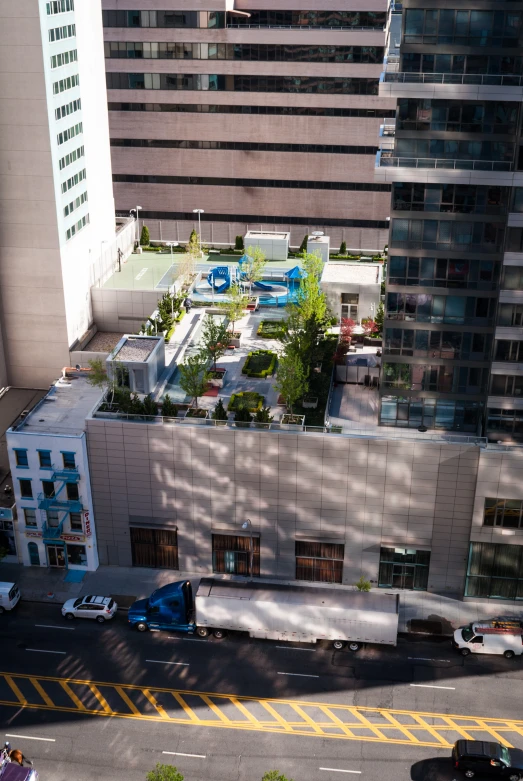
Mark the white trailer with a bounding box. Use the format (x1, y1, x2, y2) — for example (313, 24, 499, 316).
(195, 578, 399, 650)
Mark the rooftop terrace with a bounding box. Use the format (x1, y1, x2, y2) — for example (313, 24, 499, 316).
(12, 376, 102, 436)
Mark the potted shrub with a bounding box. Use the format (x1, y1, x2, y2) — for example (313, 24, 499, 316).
(161, 394, 178, 421)
(185, 408, 208, 421)
(234, 405, 253, 428)
(253, 406, 273, 429)
(302, 395, 318, 409)
(211, 398, 228, 426)
(208, 368, 227, 388)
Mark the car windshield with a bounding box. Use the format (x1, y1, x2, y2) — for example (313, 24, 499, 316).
(73, 598, 83, 608)
(501, 746, 511, 765)
(461, 626, 475, 642)
(107, 599, 114, 610)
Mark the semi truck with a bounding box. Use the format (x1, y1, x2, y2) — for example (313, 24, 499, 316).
(128, 578, 399, 651)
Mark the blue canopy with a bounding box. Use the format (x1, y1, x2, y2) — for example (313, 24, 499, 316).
(284, 265, 304, 280)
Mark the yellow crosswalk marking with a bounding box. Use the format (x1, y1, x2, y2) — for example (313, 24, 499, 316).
(1, 670, 523, 751)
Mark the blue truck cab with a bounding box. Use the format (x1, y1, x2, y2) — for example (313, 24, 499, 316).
(128, 580, 195, 633)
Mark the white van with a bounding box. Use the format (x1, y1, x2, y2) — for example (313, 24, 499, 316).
(0, 582, 21, 614)
(453, 619, 523, 658)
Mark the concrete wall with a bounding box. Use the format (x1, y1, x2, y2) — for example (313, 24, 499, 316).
(471, 447, 523, 549)
(86, 417, 480, 595)
(91, 288, 163, 333)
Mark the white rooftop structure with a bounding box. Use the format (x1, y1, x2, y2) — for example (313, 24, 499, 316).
(244, 230, 290, 261)
(321, 262, 383, 324)
(321, 262, 382, 286)
(12, 375, 102, 437)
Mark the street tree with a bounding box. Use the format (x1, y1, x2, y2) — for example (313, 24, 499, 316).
(200, 315, 231, 370)
(178, 353, 209, 409)
(274, 350, 308, 416)
(242, 245, 267, 295)
(262, 772, 294, 781)
(218, 283, 248, 333)
(146, 763, 184, 781)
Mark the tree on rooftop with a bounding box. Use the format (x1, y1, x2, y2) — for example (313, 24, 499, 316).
(218, 283, 248, 333)
(178, 353, 209, 409)
(242, 245, 267, 296)
(86, 358, 118, 409)
(200, 315, 231, 371)
(374, 301, 384, 337)
(274, 350, 308, 417)
(140, 224, 150, 247)
(146, 763, 184, 781)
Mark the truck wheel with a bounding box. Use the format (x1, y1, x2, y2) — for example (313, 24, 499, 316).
(508, 774, 520, 781)
(460, 648, 471, 656)
(213, 629, 226, 639)
(196, 627, 209, 638)
(504, 650, 515, 659)
(465, 771, 475, 779)
(348, 642, 361, 652)
(136, 622, 148, 632)
(333, 640, 344, 650)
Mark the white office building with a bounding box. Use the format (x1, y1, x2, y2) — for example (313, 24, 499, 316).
(0, 1, 124, 387)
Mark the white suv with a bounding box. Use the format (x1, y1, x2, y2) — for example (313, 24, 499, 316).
(61, 595, 117, 623)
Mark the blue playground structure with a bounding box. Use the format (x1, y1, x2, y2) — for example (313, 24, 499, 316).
(238, 254, 274, 291)
(207, 266, 231, 294)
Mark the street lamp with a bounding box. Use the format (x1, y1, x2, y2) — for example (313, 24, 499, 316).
(130, 206, 142, 243)
(193, 208, 204, 256)
(166, 242, 179, 315)
(242, 519, 253, 578)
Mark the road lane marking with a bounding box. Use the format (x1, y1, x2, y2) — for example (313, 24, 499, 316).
(277, 672, 319, 678)
(115, 686, 141, 716)
(275, 646, 315, 652)
(146, 660, 189, 666)
(320, 770, 361, 774)
(5, 734, 55, 742)
(408, 658, 450, 662)
(89, 684, 113, 714)
(35, 625, 75, 631)
(60, 681, 87, 711)
(163, 752, 206, 759)
(26, 649, 66, 655)
(410, 684, 455, 690)
(30, 678, 54, 708)
(143, 689, 169, 720)
(181, 638, 203, 642)
(135, 268, 148, 280)
(4, 676, 27, 705)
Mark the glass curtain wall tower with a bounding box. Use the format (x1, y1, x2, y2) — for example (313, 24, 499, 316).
(376, 0, 523, 439)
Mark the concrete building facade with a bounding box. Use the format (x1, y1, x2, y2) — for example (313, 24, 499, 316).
(102, 0, 394, 251)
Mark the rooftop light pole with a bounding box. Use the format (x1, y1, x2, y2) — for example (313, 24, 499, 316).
(193, 208, 204, 256)
(166, 242, 179, 315)
(242, 518, 253, 577)
(130, 205, 142, 244)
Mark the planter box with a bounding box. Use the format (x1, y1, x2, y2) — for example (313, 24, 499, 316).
(208, 368, 227, 388)
(302, 396, 318, 410)
(178, 409, 209, 424)
(280, 414, 305, 430)
(228, 333, 242, 348)
(364, 337, 382, 347)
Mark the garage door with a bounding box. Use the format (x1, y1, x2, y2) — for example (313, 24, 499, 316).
(130, 527, 179, 569)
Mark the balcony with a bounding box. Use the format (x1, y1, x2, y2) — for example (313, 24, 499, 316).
(375, 150, 519, 186)
(42, 518, 65, 540)
(379, 71, 523, 102)
(38, 493, 82, 513)
(51, 466, 80, 483)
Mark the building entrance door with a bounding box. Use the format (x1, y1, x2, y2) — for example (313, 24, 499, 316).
(392, 564, 414, 589)
(47, 545, 65, 567)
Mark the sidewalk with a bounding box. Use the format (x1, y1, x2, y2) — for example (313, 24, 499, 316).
(1, 561, 522, 634)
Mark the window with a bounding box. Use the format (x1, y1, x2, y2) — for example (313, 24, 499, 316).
(38, 451, 52, 468)
(108, 102, 396, 119)
(465, 541, 523, 599)
(386, 292, 495, 325)
(341, 293, 359, 321)
(19, 479, 33, 499)
(14, 449, 28, 467)
(392, 183, 508, 216)
(42, 481, 55, 498)
(49, 23, 76, 42)
(46, 0, 74, 15)
(212, 534, 260, 576)
(65, 213, 89, 240)
(62, 452, 76, 469)
(47, 511, 60, 528)
(121, 210, 389, 229)
(0, 520, 16, 556)
(384, 328, 491, 361)
(113, 173, 380, 192)
(63, 190, 87, 217)
(55, 97, 81, 121)
(490, 374, 523, 397)
(66, 544, 87, 566)
(378, 547, 431, 590)
(57, 122, 83, 146)
(50, 49, 78, 69)
(484, 498, 523, 528)
(379, 396, 483, 432)
(388, 254, 499, 291)
(130, 527, 179, 568)
(295, 541, 344, 583)
(28, 541, 40, 566)
(52, 73, 79, 95)
(69, 512, 82, 531)
(110, 138, 378, 156)
(23, 508, 37, 527)
(66, 483, 79, 501)
(494, 340, 523, 362)
(487, 407, 523, 438)
(61, 167, 86, 194)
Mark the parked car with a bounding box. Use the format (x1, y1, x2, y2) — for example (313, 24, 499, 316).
(453, 619, 523, 658)
(452, 740, 523, 780)
(61, 595, 117, 623)
(0, 583, 20, 614)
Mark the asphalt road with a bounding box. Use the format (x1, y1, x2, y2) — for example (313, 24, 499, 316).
(1, 602, 523, 781)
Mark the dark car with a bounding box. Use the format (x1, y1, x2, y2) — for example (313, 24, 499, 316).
(453, 740, 523, 780)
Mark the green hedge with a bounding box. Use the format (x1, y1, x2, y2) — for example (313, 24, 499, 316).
(256, 320, 285, 339)
(228, 391, 264, 412)
(241, 349, 277, 378)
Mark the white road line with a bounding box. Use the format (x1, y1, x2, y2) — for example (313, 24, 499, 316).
(26, 649, 66, 655)
(181, 638, 204, 642)
(277, 672, 319, 678)
(6, 734, 56, 743)
(135, 268, 148, 280)
(320, 769, 361, 774)
(408, 657, 450, 662)
(275, 646, 316, 652)
(149, 629, 161, 633)
(410, 684, 455, 690)
(35, 624, 75, 631)
(162, 751, 206, 759)
(146, 659, 189, 666)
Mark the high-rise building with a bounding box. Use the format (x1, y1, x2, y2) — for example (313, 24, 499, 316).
(377, 0, 523, 440)
(102, 1, 393, 251)
(0, 0, 118, 387)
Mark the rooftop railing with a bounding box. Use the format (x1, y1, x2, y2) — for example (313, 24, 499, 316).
(382, 71, 523, 87)
(376, 152, 513, 173)
(226, 24, 385, 31)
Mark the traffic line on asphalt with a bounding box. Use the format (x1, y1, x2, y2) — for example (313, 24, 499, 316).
(5, 734, 55, 743)
(275, 646, 316, 652)
(35, 625, 75, 631)
(277, 672, 320, 678)
(320, 769, 361, 774)
(146, 660, 190, 666)
(408, 658, 450, 662)
(26, 649, 66, 655)
(410, 684, 456, 690)
(162, 752, 206, 759)
(0, 670, 521, 749)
